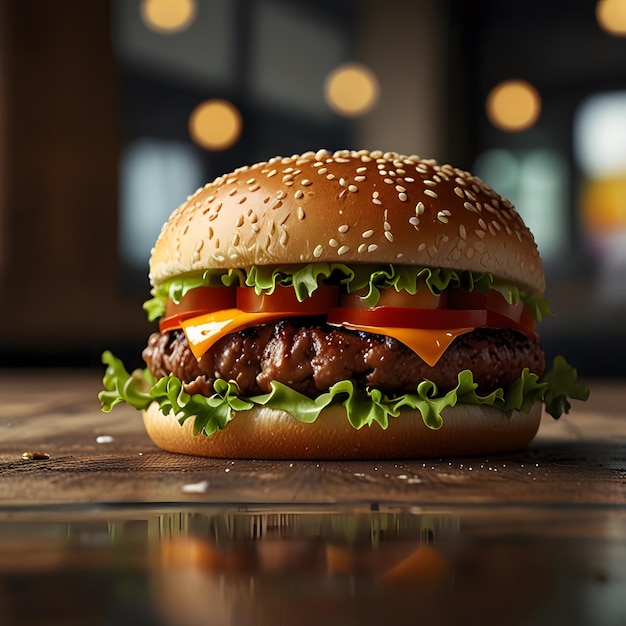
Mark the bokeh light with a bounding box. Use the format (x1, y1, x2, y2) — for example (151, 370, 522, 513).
(324, 63, 380, 117)
(188, 99, 243, 151)
(140, 0, 197, 34)
(596, 0, 626, 36)
(486, 79, 541, 132)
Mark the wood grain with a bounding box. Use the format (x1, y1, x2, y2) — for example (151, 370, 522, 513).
(0, 370, 623, 507)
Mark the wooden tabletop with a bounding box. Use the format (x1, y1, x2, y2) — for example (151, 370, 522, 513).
(0, 369, 622, 508)
(1, 369, 625, 626)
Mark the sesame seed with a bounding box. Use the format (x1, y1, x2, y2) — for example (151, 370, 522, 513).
(294, 190, 304, 199)
(395, 185, 406, 192)
(267, 169, 277, 177)
(424, 180, 437, 187)
(368, 244, 378, 252)
(354, 175, 366, 182)
(249, 184, 260, 192)
(313, 244, 323, 258)
(404, 177, 415, 182)
(454, 186, 464, 198)
(338, 224, 349, 233)
(339, 177, 347, 187)
(358, 243, 367, 253)
(383, 178, 394, 184)
(232, 233, 240, 246)
(362, 229, 374, 238)
(424, 189, 438, 199)
(318, 167, 328, 175)
(337, 245, 350, 255)
(356, 167, 367, 173)
(416, 202, 425, 215)
(329, 238, 339, 247)
(409, 216, 420, 228)
(436, 211, 449, 224)
(276, 190, 286, 199)
(398, 192, 408, 201)
(459, 225, 467, 239)
(301, 179, 312, 186)
(297, 207, 305, 220)
(236, 215, 244, 227)
(418, 243, 426, 252)
(348, 185, 358, 192)
(326, 174, 335, 180)
(315, 148, 330, 161)
(246, 178, 256, 185)
(384, 221, 391, 231)
(384, 231, 394, 242)
(372, 198, 382, 205)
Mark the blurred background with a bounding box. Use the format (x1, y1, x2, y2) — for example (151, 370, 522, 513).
(0, 0, 625, 378)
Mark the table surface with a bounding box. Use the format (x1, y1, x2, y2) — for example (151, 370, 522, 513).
(0, 369, 623, 507)
(1, 370, 625, 626)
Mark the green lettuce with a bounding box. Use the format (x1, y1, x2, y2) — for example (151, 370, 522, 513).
(99, 352, 588, 437)
(142, 263, 551, 322)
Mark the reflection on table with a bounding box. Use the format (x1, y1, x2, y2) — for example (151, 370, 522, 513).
(0, 505, 624, 626)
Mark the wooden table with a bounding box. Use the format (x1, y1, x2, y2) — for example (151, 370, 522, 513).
(0, 369, 623, 507)
(0, 370, 625, 626)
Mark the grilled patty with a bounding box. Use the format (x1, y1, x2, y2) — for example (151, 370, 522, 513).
(142, 319, 545, 399)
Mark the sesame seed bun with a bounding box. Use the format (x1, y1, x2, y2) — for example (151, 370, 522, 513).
(142, 401, 543, 460)
(149, 149, 545, 296)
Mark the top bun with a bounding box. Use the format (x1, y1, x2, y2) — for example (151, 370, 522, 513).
(150, 149, 545, 295)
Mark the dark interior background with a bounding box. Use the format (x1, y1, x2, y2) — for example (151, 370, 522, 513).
(1, 0, 624, 378)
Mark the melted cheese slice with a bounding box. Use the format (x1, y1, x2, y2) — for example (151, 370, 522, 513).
(181, 308, 476, 367)
(335, 322, 475, 367)
(181, 308, 288, 360)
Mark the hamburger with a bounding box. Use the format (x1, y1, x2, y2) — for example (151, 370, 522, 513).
(99, 148, 588, 458)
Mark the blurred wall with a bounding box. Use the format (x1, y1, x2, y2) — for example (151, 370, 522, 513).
(0, 0, 624, 377)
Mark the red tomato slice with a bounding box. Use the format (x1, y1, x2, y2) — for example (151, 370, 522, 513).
(327, 306, 489, 330)
(237, 284, 340, 314)
(447, 289, 535, 335)
(327, 298, 536, 338)
(160, 287, 236, 332)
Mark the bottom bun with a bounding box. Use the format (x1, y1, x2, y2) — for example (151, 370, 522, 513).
(142, 402, 543, 460)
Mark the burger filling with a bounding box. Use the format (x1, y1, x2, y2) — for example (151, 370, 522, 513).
(143, 323, 545, 400)
(100, 263, 588, 433)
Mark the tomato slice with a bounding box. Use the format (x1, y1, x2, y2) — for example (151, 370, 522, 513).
(447, 289, 535, 335)
(327, 306, 488, 330)
(328, 292, 536, 338)
(159, 286, 236, 332)
(237, 284, 340, 314)
(341, 287, 444, 310)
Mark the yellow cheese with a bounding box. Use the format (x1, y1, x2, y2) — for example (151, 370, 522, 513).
(181, 309, 475, 367)
(333, 321, 475, 367)
(181, 308, 287, 360)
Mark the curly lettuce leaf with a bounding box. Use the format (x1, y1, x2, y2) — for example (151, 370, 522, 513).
(99, 352, 588, 438)
(143, 263, 551, 323)
(244, 264, 354, 301)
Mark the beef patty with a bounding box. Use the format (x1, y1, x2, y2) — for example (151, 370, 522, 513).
(142, 319, 545, 399)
